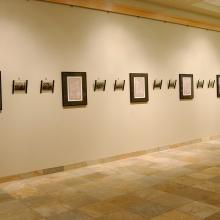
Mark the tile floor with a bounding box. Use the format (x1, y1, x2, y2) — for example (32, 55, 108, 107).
(0, 140, 220, 220)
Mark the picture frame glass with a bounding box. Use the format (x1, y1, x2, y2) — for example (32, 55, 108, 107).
(67, 76, 83, 101)
(182, 77, 192, 96)
(134, 77, 146, 99)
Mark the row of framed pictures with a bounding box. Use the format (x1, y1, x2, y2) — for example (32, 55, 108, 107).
(0, 72, 219, 109)
(61, 72, 220, 106)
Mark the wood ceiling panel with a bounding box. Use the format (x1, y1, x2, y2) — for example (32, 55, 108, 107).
(37, 0, 220, 32)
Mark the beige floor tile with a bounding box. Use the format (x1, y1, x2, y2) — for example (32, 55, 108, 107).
(150, 210, 202, 220)
(95, 210, 146, 220)
(178, 201, 219, 219)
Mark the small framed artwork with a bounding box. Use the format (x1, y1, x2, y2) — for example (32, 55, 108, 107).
(179, 74, 194, 100)
(208, 80, 215, 88)
(216, 75, 220, 97)
(0, 72, 2, 111)
(168, 79, 177, 89)
(129, 73, 148, 103)
(12, 79, 28, 94)
(197, 80, 204, 89)
(40, 80, 55, 93)
(61, 72, 87, 106)
(153, 80, 163, 90)
(114, 79, 125, 91)
(94, 80, 106, 91)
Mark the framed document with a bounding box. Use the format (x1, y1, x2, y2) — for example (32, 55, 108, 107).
(129, 73, 148, 103)
(217, 75, 220, 97)
(0, 72, 2, 111)
(179, 74, 194, 100)
(61, 72, 87, 106)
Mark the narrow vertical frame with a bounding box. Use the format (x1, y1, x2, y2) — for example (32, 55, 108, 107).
(0, 72, 2, 111)
(129, 73, 149, 103)
(61, 72, 87, 106)
(217, 75, 220, 97)
(179, 74, 194, 100)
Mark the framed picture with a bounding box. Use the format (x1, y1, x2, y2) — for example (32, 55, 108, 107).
(61, 72, 87, 106)
(0, 72, 2, 111)
(217, 75, 220, 97)
(179, 74, 194, 100)
(40, 80, 55, 93)
(94, 80, 106, 91)
(129, 73, 148, 103)
(12, 79, 28, 94)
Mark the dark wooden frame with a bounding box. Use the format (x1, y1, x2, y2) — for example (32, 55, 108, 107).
(0, 72, 2, 111)
(217, 75, 220, 97)
(40, 80, 55, 93)
(179, 74, 194, 100)
(61, 72, 87, 106)
(129, 73, 148, 103)
(12, 80, 28, 94)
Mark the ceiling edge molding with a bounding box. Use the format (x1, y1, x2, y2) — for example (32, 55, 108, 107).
(37, 0, 220, 32)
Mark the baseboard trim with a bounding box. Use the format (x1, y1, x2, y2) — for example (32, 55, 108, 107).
(0, 134, 219, 183)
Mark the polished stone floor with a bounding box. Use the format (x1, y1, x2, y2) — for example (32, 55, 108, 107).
(0, 140, 220, 220)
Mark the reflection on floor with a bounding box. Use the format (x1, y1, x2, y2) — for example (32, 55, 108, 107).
(0, 140, 220, 220)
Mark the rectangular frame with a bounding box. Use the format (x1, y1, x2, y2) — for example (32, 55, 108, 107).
(129, 73, 148, 103)
(12, 80, 28, 94)
(217, 75, 220, 97)
(61, 72, 87, 106)
(179, 74, 194, 100)
(0, 72, 2, 111)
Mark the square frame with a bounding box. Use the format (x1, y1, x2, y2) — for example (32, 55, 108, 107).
(217, 75, 220, 97)
(129, 73, 149, 103)
(61, 72, 87, 106)
(179, 74, 194, 100)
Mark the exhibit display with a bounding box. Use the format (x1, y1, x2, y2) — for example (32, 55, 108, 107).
(153, 80, 163, 90)
(114, 79, 125, 91)
(129, 73, 148, 103)
(40, 80, 55, 93)
(12, 79, 28, 94)
(217, 75, 220, 97)
(0, 72, 2, 111)
(197, 80, 204, 88)
(61, 72, 87, 106)
(208, 80, 215, 88)
(168, 80, 177, 89)
(94, 80, 106, 91)
(179, 74, 194, 100)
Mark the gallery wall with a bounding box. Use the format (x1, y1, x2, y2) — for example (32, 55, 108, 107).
(1, 0, 220, 177)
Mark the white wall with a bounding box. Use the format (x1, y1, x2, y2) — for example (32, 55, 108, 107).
(0, 0, 220, 177)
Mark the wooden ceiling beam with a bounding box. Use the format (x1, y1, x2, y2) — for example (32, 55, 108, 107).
(37, 0, 220, 32)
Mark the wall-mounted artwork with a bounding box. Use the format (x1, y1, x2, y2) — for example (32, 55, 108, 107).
(61, 72, 87, 106)
(153, 80, 163, 90)
(168, 80, 177, 89)
(208, 80, 215, 88)
(40, 80, 55, 93)
(129, 73, 148, 103)
(114, 79, 125, 91)
(179, 74, 194, 100)
(94, 80, 106, 91)
(197, 80, 204, 89)
(0, 72, 2, 111)
(217, 75, 220, 97)
(12, 79, 28, 94)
